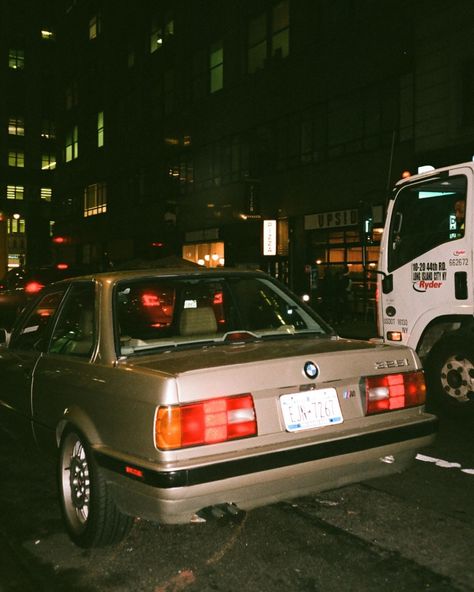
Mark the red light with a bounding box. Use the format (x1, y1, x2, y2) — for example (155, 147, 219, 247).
(401, 170, 412, 179)
(213, 292, 223, 305)
(155, 394, 257, 449)
(365, 371, 426, 415)
(151, 242, 164, 248)
(25, 281, 45, 294)
(125, 466, 144, 478)
(52, 236, 66, 244)
(141, 293, 160, 307)
(56, 263, 69, 270)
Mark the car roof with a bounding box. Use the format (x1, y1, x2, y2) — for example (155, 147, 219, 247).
(65, 266, 267, 284)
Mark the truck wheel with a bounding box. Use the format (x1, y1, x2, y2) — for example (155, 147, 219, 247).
(426, 337, 474, 410)
(58, 429, 133, 548)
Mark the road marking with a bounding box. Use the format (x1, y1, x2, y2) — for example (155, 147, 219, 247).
(416, 453, 474, 475)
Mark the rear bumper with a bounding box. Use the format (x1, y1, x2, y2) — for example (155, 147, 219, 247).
(96, 415, 437, 524)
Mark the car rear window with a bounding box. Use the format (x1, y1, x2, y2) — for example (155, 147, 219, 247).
(115, 275, 328, 355)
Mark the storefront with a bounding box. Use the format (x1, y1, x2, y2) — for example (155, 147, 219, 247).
(304, 205, 384, 317)
(182, 219, 290, 281)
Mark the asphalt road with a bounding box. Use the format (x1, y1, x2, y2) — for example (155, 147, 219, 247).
(0, 406, 473, 592)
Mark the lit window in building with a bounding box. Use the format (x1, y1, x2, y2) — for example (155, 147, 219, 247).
(272, 0, 289, 59)
(8, 217, 26, 234)
(164, 13, 174, 37)
(182, 242, 225, 268)
(150, 21, 163, 53)
(41, 188, 52, 202)
(8, 150, 25, 167)
(9, 49, 24, 70)
(41, 120, 56, 139)
(42, 152, 56, 170)
(84, 182, 107, 217)
(150, 12, 174, 53)
(65, 126, 79, 162)
(8, 116, 25, 136)
(97, 111, 104, 147)
(247, 13, 266, 73)
(89, 14, 100, 39)
(210, 41, 223, 93)
(41, 29, 55, 40)
(7, 185, 24, 200)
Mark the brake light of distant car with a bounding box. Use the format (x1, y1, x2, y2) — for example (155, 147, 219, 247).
(141, 293, 160, 307)
(25, 281, 45, 294)
(365, 370, 426, 414)
(155, 394, 257, 450)
(56, 263, 69, 270)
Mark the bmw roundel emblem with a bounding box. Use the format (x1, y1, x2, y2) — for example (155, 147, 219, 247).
(304, 361, 318, 379)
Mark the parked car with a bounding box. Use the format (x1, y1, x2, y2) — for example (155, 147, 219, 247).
(0, 264, 91, 330)
(0, 267, 437, 548)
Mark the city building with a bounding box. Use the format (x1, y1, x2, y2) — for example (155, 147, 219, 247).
(0, 0, 58, 272)
(2, 0, 474, 304)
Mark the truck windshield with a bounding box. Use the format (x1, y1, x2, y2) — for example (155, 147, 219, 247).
(388, 174, 467, 272)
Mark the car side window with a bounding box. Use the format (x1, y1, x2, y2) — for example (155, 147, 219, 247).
(49, 282, 96, 357)
(9, 289, 65, 351)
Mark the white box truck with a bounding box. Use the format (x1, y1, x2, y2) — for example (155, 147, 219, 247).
(377, 161, 474, 410)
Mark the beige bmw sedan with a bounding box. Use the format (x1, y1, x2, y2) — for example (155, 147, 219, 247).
(0, 268, 437, 547)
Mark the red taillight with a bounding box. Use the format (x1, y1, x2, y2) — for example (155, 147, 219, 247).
(365, 371, 426, 414)
(56, 263, 69, 270)
(25, 281, 45, 294)
(155, 394, 257, 450)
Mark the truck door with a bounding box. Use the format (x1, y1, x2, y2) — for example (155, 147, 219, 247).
(379, 167, 473, 349)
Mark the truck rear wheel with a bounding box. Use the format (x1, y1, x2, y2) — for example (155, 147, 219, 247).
(426, 337, 474, 411)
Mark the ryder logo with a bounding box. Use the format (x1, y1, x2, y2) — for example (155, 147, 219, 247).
(413, 280, 443, 292)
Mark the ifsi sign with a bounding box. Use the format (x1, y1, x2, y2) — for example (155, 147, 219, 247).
(304, 209, 358, 230)
(263, 219, 277, 256)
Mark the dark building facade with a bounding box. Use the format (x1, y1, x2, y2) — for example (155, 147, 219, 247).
(2, 0, 474, 298)
(0, 0, 58, 271)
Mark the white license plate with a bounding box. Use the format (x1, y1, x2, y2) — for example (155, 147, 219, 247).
(280, 388, 343, 432)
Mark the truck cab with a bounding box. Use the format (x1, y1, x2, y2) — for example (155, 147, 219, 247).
(378, 162, 474, 409)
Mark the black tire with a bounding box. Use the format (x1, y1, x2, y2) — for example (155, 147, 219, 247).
(425, 337, 474, 412)
(58, 429, 133, 548)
